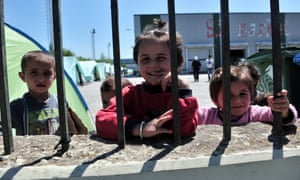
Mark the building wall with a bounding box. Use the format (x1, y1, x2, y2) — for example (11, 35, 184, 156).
(134, 13, 300, 73)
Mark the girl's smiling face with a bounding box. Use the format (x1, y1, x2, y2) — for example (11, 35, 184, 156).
(217, 81, 252, 118)
(137, 39, 171, 85)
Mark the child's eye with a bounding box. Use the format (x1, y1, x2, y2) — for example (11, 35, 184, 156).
(139, 57, 150, 64)
(156, 56, 167, 62)
(44, 71, 53, 77)
(30, 71, 38, 76)
(240, 92, 249, 97)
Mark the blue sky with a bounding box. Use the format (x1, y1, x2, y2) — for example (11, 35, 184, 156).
(4, 0, 300, 59)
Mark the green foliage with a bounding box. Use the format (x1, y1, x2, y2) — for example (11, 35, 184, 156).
(63, 48, 75, 56)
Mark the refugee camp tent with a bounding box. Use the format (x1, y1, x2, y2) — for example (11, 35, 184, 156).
(78, 60, 101, 82)
(5, 23, 95, 132)
(63, 56, 86, 85)
(96, 62, 107, 80)
(105, 63, 114, 76)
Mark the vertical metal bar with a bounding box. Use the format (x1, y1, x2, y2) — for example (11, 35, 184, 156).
(270, 0, 283, 143)
(220, 0, 231, 141)
(167, 0, 181, 144)
(0, 0, 14, 154)
(213, 13, 221, 69)
(52, 0, 70, 150)
(111, 0, 125, 148)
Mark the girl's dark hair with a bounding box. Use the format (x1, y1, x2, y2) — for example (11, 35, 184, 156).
(100, 76, 132, 93)
(133, 19, 184, 67)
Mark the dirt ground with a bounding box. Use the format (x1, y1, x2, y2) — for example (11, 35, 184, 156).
(0, 121, 299, 168)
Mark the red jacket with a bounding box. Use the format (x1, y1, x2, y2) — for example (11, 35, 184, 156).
(96, 83, 198, 140)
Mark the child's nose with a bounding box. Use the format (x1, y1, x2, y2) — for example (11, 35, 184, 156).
(36, 74, 47, 81)
(231, 96, 241, 103)
(147, 60, 160, 67)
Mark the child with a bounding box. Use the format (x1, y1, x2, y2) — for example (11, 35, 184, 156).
(239, 62, 270, 106)
(198, 65, 297, 126)
(100, 76, 132, 108)
(10, 50, 87, 135)
(96, 19, 199, 140)
(10, 50, 59, 135)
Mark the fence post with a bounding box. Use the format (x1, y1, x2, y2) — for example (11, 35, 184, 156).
(111, 0, 125, 148)
(52, 0, 70, 151)
(167, 0, 181, 144)
(220, 0, 231, 141)
(0, 0, 14, 154)
(270, 0, 283, 149)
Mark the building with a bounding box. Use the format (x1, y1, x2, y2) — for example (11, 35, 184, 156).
(120, 58, 139, 76)
(134, 13, 300, 73)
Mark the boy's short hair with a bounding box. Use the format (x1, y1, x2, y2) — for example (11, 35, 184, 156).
(133, 19, 184, 67)
(21, 50, 55, 72)
(209, 65, 254, 105)
(100, 76, 132, 93)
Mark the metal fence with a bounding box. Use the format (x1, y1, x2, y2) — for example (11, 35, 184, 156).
(0, 0, 284, 155)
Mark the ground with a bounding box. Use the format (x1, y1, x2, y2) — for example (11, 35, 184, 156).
(0, 121, 299, 168)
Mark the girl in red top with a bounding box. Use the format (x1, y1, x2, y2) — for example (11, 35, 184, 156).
(95, 19, 198, 141)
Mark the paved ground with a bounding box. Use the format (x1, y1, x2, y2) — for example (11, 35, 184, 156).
(77, 74, 214, 118)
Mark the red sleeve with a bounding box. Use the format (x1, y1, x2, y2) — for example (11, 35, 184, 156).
(173, 97, 199, 138)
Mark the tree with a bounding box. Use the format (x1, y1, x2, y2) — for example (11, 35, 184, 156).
(63, 48, 75, 56)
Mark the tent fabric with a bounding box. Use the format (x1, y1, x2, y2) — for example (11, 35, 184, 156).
(78, 61, 98, 82)
(5, 23, 95, 132)
(96, 62, 107, 80)
(63, 56, 86, 85)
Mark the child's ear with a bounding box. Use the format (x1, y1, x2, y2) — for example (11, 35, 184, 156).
(53, 73, 57, 80)
(18, 72, 26, 82)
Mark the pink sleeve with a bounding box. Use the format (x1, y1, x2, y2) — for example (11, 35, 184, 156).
(250, 105, 298, 125)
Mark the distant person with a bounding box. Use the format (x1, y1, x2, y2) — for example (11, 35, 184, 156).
(198, 65, 298, 126)
(10, 50, 87, 135)
(100, 76, 132, 108)
(191, 56, 201, 82)
(96, 19, 199, 141)
(205, 54, 214, 81)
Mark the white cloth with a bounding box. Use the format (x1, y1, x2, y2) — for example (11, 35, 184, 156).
(206, 57, 214, 69)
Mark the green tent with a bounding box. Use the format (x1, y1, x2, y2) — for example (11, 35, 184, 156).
(245, 48, 300, 114)
(5, 23, 95, 132)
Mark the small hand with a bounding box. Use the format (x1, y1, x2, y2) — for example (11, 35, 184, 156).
(142, 109, 173, 138)
(268, 89, 290, 117)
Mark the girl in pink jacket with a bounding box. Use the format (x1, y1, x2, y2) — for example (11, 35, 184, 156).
(198, 65, 297, 126)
